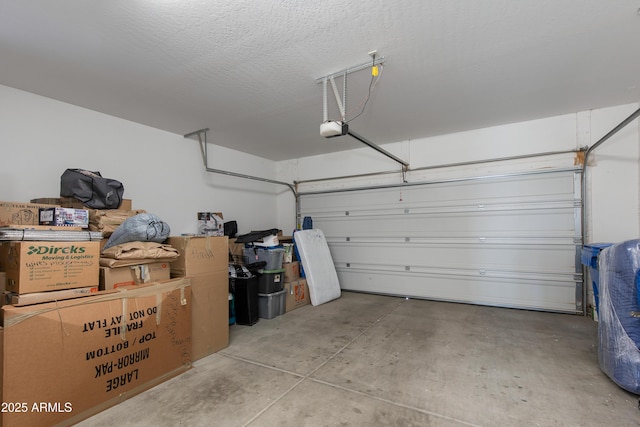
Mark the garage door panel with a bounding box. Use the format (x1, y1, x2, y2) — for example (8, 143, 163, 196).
(329, 243, 576, 273)
(299, 169, 583, 313)
(319, 210, 576, 235)
(303, 173, 576, 211)
(337, 269, 576, 312)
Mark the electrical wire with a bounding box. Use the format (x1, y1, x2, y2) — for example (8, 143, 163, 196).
(345, 57, 383, 123)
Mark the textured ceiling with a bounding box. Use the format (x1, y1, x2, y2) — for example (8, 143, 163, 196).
(1, 1, 639, 161)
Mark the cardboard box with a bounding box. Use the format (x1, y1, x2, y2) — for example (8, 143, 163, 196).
(283, 261, 300, 282)
(5, 241, 100, 294)
(0, 201, 58, 226)
(168, 236, 228, 277)
(31, 197, 133, 211)
(228, 238, 245, 265)
(100, 262, 171, 290)
(9, 286, 98, 306)
(0, 278, 192, 426)
(39, 207, 89, 228)
(168, 236, 228, 360)
(284, 278, 310, 312)
(189, 272, 229, 360)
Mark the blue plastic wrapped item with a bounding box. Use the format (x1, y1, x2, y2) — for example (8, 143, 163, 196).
(598, 239, 640, 394)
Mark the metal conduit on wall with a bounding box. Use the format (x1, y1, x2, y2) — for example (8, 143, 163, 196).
(187, 106, 639, 262)
(184, 128, 301, 229)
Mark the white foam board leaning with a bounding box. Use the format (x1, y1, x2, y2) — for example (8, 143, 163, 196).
(294, 229, 341, 306)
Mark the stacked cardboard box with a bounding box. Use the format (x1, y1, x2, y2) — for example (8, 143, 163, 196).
(1, 200, 105, 305)
(168, 235, 229, 360)
(0, 200, 195, 425)
(282, 260, 310, 312)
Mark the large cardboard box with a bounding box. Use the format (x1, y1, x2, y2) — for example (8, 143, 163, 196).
(167, 236, 228, 360)
(0, 201, 58, 227)
(100, 262, 171, 290)
(0, 278, 192, 426)
(284, 278, 310, 312)
(189, 272, 229, 360)
(168, 235, 228, 277)
(5, 241, 100, 294)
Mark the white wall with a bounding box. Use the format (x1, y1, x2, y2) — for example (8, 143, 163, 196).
(585, 104, 640, 243)
(0, 85, 280, 236)
(2, 84, 636, 244)
(277, 103, 640, 244)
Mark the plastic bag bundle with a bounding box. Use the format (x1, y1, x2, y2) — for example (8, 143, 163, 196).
(103, 213, 170, 251)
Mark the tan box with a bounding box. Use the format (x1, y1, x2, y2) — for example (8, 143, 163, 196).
(31, 197, 133, 210)
(0, 278, 192, 426)
(89, 208, 146, 236)
(189, 272, 229, 360)
(100, 262, 171, 290)
(284, 278, 310, 312)
(5, 241, 100, 293)
(0, 200, 58, 226)
(168, 235, 228, 277)
(283, 261, 300, 282)
(9, 286, 98, 306)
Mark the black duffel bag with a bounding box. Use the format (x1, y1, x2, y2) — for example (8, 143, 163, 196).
(60, 168, 124, 209)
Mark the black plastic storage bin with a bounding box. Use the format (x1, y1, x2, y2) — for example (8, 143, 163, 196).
(257, 268, 285, 294)
(229, 276, 259, 326)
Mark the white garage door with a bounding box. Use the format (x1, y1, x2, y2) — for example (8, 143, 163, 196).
(298, 168, 583, 313)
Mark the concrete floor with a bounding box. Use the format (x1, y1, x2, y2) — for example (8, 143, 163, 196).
(78, 291, 639, 426)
